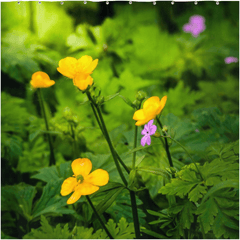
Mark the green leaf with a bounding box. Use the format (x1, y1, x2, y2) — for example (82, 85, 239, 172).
(159, 165, 206, 202)
(24, 215, 70, 239)
(137, 167, 170, 178)
(31, 161, 72, 182)
(201, 179, 239, 203)
(106, 218, 135, 239)
(104, 93, 120, 103)
(94, 185, 125, 216)
(1, 183, 36, 222)
(105, 190, 146, 225)
(32, 180, 74, 220)
(118, 95, 135, 109)
(196, 187, 239, 238)
(141, 228, 166, 239)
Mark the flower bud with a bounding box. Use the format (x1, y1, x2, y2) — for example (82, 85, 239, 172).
(162, 125, 168, 133)
(153, 131, 161, 138)
(63, 107, 73, 120)
(136, 91, 147, 102)
(96, 96, 105, 105)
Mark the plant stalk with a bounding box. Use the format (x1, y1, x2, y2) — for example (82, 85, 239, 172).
(86, 92, 129, 173)
(129, 123, 141, 239)
(70, 123, 78, 159)
(37, 89, 55, 166)
(86, 196, 113, 239)
(156, 117, 173, 167)
(162, 135, 204, 181)
(86, 91, 128, 186)
(129, 191, 141, 239)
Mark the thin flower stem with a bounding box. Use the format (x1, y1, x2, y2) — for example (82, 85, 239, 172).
(37, 89, 55, 166)
(86, 92, 129, 173)
(129, 123, 141, 239)
(129, 191, 141, 239)
(95, 105, 128, 186)
(86, 91, 129, 181)
(70, 123, 78, 159)
(132, 125, 138, 170)
(86, 196, 113, 239)
(162, 135, 204, 181)
(156, 117, 173, 167)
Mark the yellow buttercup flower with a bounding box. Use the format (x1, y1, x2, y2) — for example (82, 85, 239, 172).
(57, 56, 98, 91)
(133, 96, 167, 126)
(30, 71, 55, 88)
(61, 158, 109, 204)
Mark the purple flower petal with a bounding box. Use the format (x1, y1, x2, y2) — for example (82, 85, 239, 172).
(225, 56, 238, 64)
(183, 23, 192, 32)
(183, 15, 206, 37)
(141, 135, 148, 146)
(147, 119, 154, 127)
(141, 128, 147, 135)
(149, 125, 157, 135)
(146, 135, 151, 145)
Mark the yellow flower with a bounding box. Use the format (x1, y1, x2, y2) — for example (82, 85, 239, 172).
(133, 96, 167, 126)
(61, 158, 109, 204)
(30, 71, 55, 88)
(57, 56, 98, 91)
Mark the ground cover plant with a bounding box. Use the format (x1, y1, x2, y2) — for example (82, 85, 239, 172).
(1, 1, 239, 239)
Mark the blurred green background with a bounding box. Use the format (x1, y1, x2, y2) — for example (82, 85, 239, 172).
(1, 1, 239, 238)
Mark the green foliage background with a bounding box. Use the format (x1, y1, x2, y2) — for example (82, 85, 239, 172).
(1, 1, 239, 239)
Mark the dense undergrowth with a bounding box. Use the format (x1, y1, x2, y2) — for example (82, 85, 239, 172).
(1, 1, 239, 239)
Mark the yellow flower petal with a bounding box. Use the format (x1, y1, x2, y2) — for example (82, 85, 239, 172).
(84, 169, 109, 186)
(156, 96, 167, 115)
(30, 71, 55, 88)
(71, 158, 92, 178)
(73, 74, 93, 91)
(57, 57, 78, 79)
(133, 109, 146, 120)
(77, 182, 99, 195)
(143, 96, 160, 110)
(60, 177, 78, 196)
(67, 189, 82, 204)
(83, 59, 99, 74)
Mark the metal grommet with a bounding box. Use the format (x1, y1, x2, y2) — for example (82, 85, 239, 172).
(106, 1, 109, 4)
(153, 1, 156, 5)
(39, 1, 41, 3)
(171, 1, 174, 5)
(18, 1, 20, 4)
(129, 1, 132, 4)
(194, 1, 198, 5)
(84, 1, 87, 4)
(60, 1, 64, 5)
(216, 1, 219, 5)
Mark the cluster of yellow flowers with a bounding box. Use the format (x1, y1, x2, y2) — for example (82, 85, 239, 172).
(30, 55, 167, 204)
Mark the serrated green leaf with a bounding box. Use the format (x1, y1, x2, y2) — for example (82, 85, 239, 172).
(32, 180, 74, 219)
(1, 183, 36, 222)
(94, 186, 125, 216)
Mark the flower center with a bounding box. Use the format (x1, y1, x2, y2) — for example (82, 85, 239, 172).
(76, 174, 84, 183)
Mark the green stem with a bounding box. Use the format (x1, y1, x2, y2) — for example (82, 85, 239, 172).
(156, 117, 173, 167)
(132, 125, 138, 169)
(162, 136, 204, 181)
(70, 123, 78, 159)
(96, 106, 128, 186)
(86, 196, 113, 239)
(37, 89, 55, 166)
(86, 91, 128, 186)
(129, 123, 141, 239)
(86, 92, 129, 173)
(129, 191, 141, 239)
